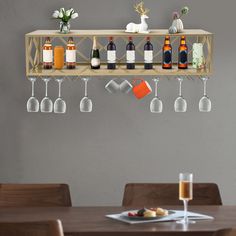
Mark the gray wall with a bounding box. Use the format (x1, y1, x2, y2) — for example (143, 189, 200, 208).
(0, 0, 235, 206)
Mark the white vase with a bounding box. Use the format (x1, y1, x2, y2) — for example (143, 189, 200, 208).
(172, 18, 184, 33)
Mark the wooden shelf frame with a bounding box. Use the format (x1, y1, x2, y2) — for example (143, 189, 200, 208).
(25, 29, 213, 77)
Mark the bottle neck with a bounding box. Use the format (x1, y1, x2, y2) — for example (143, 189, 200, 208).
(93, 37, 97, 50)
(180, 37, 186, 45)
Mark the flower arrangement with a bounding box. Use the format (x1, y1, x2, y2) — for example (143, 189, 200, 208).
(169, 6, 189, 34)
(52, 8, 78, 34)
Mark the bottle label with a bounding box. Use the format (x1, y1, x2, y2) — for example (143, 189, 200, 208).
(144, 50, 153, 63)
(107, 51, 116, 63)
(126, 51, 135, 63)
(179, 50, 188, 64)
(43, 50, 53, 63)
(163, 50, 172, 64)
(66, 50, 76, 63)
(91, 58, 100, 67)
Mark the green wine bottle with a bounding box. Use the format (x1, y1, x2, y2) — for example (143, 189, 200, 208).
(91, 36, 100, 69)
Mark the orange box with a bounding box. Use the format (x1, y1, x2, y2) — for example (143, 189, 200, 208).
(54, 46, 64, 69)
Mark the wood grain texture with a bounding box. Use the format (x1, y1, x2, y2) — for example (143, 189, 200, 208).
(0, 220, 64, 236)
(0, 206, 235, 236)
(122, 183, 222, 207)
(213, 229, 236, 236)
(0, 184, 72, 207)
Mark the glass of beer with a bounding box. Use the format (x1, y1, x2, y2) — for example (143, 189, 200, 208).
(177, 173, 195, 224)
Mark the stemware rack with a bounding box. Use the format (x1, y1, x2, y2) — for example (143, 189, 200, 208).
(25, 29, 213, 77)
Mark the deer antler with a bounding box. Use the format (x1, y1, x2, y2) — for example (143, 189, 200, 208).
(134, 1, 149, 15)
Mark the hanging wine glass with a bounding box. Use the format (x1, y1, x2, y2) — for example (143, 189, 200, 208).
(40, 77, 53, 113)
(27, 77, 39, 112)
(54, 78, 66, 113)
(199, 77, 211, 112)
(150, 78, 163, 113)
(174, 77, 187, 112)
(80, 78, 92, 112)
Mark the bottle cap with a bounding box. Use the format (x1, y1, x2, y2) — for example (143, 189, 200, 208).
(109, 36, 113, 41)
(146, 36, 150, 41)
(128, 36, 133, 41)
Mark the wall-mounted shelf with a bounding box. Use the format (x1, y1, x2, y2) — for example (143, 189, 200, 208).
(25, 29, 213, 77)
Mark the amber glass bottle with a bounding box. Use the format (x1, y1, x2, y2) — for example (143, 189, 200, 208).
(66, 37, 76, 69)
(178, 36, 188, 69)
(43, 37, 53, 69)
(162, 36, 172, 69)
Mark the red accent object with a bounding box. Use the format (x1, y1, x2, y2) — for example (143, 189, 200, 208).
(128, 36, 133, 41)
(109, 36, 113, 41)
(146, 36, 150, 41)
(132, 79, 152, 99)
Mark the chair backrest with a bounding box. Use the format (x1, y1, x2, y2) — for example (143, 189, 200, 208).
(122, 183, 222, 207)
(0, 184, 72, 207)
(0, 220, 64, 236)
(213, 229, 236, 236)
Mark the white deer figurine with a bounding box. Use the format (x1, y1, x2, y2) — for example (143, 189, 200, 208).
(125, 2, 150, 34)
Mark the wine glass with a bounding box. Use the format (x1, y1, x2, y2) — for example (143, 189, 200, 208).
(174, 77, 187, 112)
(199, 77, 211, 112)
(40, 77, 53, 113)
(80, 78, 92, 112)
(27, 77, 39, 112)
(177, 173, 195, 224)
(150, 78, 163, 113)
(54, 78, 66, 113)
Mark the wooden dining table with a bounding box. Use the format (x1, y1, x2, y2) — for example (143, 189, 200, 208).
(0, 206, 235, 236)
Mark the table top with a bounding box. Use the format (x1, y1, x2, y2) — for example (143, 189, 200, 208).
(0, 206, 235, 235)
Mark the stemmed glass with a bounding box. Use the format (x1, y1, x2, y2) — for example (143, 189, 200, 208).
(177, 173, 195, 224)
(80, 78, 92, 112)
(40, 78, 53, 113)
(174, 77, 187, 112)
(27, 77, 39, 112)
(199, 77, 211, 112)
(54, 78, 66, 113)
(150, 78, 163, 113)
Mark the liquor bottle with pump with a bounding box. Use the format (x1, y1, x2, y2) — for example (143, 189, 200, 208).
(91, 36, 100, 69)
(144, 36, 153, 69)
(107, 36, 116, 69)
(126, 37, 135, 69)
(66, 37, 76, 69)
(43, 37, 53, 69)
(162, 36, 172, 69)
(178, 36, 188, 69)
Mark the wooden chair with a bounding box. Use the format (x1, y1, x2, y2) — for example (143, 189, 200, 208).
(122, 183, 222, 207)
(213, 229, 236, 236)
(0, 184, 72, 207)
(0, 220, 64, 236)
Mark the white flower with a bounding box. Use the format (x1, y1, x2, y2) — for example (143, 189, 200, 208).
(66, 9, 71, 16)
(60, 8, 65, 13)
(71, 12, 78, 19)
(52, 10, 60, 18)
(59, 11, 64, 18)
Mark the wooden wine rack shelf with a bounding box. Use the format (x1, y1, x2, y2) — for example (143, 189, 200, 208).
(25, 29, 213, 77)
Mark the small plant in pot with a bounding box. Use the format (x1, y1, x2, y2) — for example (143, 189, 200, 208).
(52, 8, 78, 34)
(169, 6, 189, 34)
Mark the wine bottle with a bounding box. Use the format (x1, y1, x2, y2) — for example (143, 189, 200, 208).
(144, 36, 153, 69)
(43, 37, 53, 69)
(162, 36, 172, 69)
(66, 37, 76, 69)
(178, 36, 188, 69)
(126, 36, 135, 69)
(91, 36, 100, 69)
(107, 36, 116, 69)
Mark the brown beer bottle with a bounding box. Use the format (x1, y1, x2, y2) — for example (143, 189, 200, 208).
(162, 36, 172, 69)
(66, 37, 76, 69)
(178, 36, 188, 69)
(43, 37, 53, 69)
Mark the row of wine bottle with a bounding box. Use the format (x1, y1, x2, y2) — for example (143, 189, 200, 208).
(42, 36, 189, 70)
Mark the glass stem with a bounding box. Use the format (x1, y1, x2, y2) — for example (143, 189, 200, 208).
(45, 81, 48, 97)
(203, 80, 207, 96)
(183, 200, 188, 223)
(179, 80, 182, 97)
(85, 80, 88, 97)
(58, 81, 62, 98)
(155, 81, 158, 97)
(31, 81, 35, 97)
